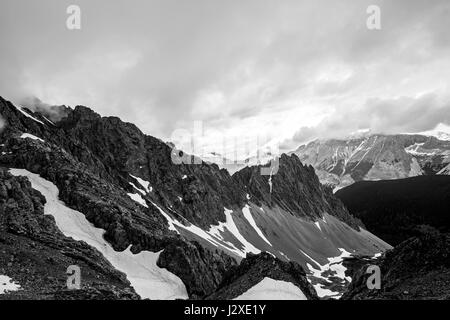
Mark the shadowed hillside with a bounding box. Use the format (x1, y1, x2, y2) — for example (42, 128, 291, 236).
(336, 176, 450, 245)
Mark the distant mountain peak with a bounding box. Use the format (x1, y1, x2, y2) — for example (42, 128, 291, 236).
(292, 133, 450, 190)
(413, 123, 450, 141)
(347, 128, 372, 139)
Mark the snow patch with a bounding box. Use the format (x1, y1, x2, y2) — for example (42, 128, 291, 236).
(9, 169, 187, 300)
(207, 208, 261, 257)
(279, 251, 290, 261)
(242, 205, 272, 246)
(14, 105, 45, 125)
(312, 283, 340, 299)
(314, 221, 322, 231)
(149, 201, 180, 234)
(0, 275, 21, 294)
(150, 202, 248, 258)
(233, 277, 307, 300)
(372, 252, 382, 259)
(327, 248, 352, 282)
(127, 192, 149, 208)
(268, 167, 274, 194)
(302, 248, 353, 299)
(42, 115, 55, 125)
(130, 174, 152, 192)
(20, 133, 44, 143)
(129, 181, 146, 194)
(300, 250, 322, 269)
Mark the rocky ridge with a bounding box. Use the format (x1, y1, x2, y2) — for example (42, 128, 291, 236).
(292, 134, 450, 189)
(205, 252, 318, 300)
(342, 227, 450, 300)
(0, 169, 138, 299)
(0, 96, 388, 299)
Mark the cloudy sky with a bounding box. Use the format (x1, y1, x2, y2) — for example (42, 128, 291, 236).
(1, 0, 450, 158)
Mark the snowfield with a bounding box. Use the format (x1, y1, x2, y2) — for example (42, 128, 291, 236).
(233, 277, 307, 300)
(0, 275, 21, 294)
(127, 192, 149, 208)
(152, 202, 260, 258)
(208, 208, 261, 257)
(9, 168, 188, 300)
(242, 205, 272, 246)
(302, 248, 353, 299)
(130, 174, 152, 192)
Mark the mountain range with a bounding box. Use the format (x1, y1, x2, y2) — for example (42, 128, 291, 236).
(0, 96, 391, 300)
(291, 133, 450, 190)
(1, 95, 449, 300)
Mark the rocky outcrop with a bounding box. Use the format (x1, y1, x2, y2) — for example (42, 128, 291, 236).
(438, 163, 450, 175)
(158, 240, 236, 299)
(342, 227, 450, 300)
(205, 252, 318, 300)
(233, 154, 363, 229)
(0, 169, 139, 300)
(0, 96, 238, 298)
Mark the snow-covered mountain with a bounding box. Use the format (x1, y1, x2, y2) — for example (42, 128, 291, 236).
(291, 134, 450, 190)
(414, 123, 450, 141)
(0, 96, 390, 300)
(201, 151, 276, 175)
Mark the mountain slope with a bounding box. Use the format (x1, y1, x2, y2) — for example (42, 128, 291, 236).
(335, 175, 450, 245)
(291, 134, 450, 189)
(205, 252, 318, 300)
(343, 228, 450, 300)
(438, 163, 450, 175)
(0, 96, 390, 299)
(0, 169, 139, 299)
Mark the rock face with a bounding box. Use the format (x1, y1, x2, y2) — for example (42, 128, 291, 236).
(336, 174, 450, 300)
(0, 169, 138, 300)
(342, 228, 450, 300)
(233, 154, 363, 229)
(0, 96, 238, 298)
(291, 135, 450, 190)
(438, 163, 450, 175)
(157, 240, 236, 298)
(0, 96, 390, 299)
(336, 175, 450, 245)
(205, 252, 318, 300)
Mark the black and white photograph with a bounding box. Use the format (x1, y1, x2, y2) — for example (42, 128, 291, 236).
(0, 0, 449, 311)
